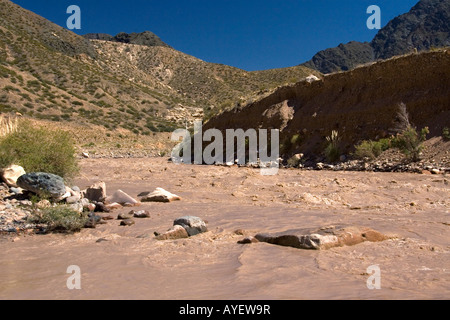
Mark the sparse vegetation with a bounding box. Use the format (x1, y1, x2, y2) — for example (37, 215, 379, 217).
(325, 130, 341, 162)
(0, 115, 18, 137)
(354, 138, 391, 160)
(28, 206, 88, 234)
(392, 126, 429, 162)
(443, 127, 450, 141)
(0, 120, 79, 178)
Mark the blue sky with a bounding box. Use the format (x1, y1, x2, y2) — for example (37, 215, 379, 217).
(12, 0, 419, 71)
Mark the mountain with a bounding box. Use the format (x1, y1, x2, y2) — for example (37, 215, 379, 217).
(302, 41, 373, 74)
(303, 0, 450, 74)
(83, 31, 172, 49)
(0, 0, 318, 134)
(372, 0, 450, 60)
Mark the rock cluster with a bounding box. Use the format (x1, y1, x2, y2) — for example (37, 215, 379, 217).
(155, 216, 208, 240)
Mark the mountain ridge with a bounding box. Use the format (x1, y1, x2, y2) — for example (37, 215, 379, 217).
(83, 31, 172, 49)
(302, 0, 450, 74)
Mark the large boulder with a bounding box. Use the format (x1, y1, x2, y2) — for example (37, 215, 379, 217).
(140, 188, 181, 203)
(255, 226, 387, 250)
(0, 165, 26, 187)
(174, 216, 207, 236)
(17, 172, 66, 199)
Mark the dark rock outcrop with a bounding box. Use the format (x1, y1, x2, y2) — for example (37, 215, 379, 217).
(84, 31, 172, 48)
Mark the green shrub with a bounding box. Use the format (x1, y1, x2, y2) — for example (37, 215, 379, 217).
(29, 206, 87, 233)
(392, 126, 429, 162)
(354, 138, 392, 160)
(0, 120, 79, 179)
(443, 127, 450, 141)
(325, 130, 341, 162)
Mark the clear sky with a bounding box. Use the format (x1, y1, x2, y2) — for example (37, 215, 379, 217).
(12, 0, 419, 71)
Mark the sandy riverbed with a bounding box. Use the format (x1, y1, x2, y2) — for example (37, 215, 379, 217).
(0, 158, 449, 300)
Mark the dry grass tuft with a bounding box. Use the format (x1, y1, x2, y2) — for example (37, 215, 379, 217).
(0, 115, 18, 137)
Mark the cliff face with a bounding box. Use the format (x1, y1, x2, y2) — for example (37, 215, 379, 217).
(204, 50, 450, 159)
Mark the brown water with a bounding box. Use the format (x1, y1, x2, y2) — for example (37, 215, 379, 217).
(1, 158, 449, 300)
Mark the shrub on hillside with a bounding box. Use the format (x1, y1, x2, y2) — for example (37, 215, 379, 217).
(443, 127, 450, 141)
(354, 138, 392, 160)
(0, 120, 79, 179)
(392, 126, 429, 162)
(325, 130, 341, 163)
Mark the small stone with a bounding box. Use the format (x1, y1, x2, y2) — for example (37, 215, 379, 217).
(155, 225, 189, 240)
(82, 152, 90, 158)
(94, 202, 110, 213)
(238, 236, 259, 244)
(9, 187, 23, 194)
(120, 219, 135, 227)
(66, 195, 80, 204)
(96, 238, 108, 243)
(84, 218, 97, 229)
(431, 169, 440, 175)
(132, 210, 151, 218)
(86, 203, 96, 212)
(174, 216, 207, 236)
(105, 203, 123, 211)
(422, 170, 432, 175)
(117, 211, 134, 220)
(101, 215, 114, 221)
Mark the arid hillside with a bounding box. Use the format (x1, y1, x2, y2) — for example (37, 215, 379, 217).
(0, 0, 318, 135)
(204, 50, 450, 160)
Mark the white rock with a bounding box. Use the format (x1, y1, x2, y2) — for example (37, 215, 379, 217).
(141, 188, 181, 203)
(105, 190, 139, 206)
(305, 75, 320, 83)
(0, 165, 26, 187)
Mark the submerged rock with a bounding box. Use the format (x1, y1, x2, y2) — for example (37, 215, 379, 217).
(255, 226, 387, 250)
(17, 172, 66, 198)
